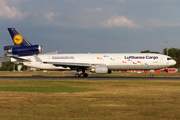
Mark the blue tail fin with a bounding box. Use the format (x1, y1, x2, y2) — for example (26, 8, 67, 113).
(4, 28, 42, 56)
(8, 28, 32, 46)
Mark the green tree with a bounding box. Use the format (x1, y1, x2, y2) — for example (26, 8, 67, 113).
(163, 47, 180, 58)
(21, 65, 28, 71)
(141, 50, 159, 54)
(174, 56, 180, 68)
(0, 61, 14, 71)
(0, 61, 28, 71)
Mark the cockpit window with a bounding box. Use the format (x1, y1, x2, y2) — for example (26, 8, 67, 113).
(167, 58, 172, 60)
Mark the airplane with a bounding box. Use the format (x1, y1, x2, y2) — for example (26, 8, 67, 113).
(4, 28, 176, 78)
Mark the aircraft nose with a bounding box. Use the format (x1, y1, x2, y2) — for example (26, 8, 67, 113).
(172, 60, 176, 65)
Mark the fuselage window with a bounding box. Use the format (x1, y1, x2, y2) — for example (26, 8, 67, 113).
(167, 58, 172, 60)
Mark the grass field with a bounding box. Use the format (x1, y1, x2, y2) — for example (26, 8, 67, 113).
(0, 79, 180, 119)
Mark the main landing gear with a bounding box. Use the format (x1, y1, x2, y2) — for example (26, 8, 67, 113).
(75, 69, 88, 78)
(75, 73, 88, 77)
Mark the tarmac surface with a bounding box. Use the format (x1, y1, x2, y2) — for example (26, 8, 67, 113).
(0, 74, 180, 80)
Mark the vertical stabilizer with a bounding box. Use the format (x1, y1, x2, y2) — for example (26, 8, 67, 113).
(7, 28, 32, 46)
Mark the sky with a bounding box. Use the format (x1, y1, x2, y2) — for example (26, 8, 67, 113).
(1, 0, 180, 56)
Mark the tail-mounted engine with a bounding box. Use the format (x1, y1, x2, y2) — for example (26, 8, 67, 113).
(4, 45, 42, 56)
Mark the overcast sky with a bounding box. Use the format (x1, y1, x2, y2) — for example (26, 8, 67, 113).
(1, 0, 180, 56)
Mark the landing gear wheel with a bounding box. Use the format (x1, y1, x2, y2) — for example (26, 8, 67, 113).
(75, 73, 88, 77)
(75, 73, 80, 77)
(80, 73, 84, 78)
(150, 74, 154, 78)
(84, 73, 88, 77)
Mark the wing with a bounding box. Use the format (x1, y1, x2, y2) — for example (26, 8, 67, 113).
(46, 62, 92, 68)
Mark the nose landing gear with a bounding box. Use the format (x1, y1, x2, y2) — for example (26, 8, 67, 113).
(150, 73, 154, 78)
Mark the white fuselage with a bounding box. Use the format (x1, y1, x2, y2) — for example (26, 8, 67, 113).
(12, 53, 176, 70)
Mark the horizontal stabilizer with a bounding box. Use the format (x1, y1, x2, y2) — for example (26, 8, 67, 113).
(5, 55, 31, 62)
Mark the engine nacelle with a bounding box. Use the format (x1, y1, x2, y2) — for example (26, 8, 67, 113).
(4, 45, 42, 56)
(90, 65, 111, 74)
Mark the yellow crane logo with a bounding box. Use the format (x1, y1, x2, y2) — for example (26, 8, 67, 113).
(13, 34, 23, 45)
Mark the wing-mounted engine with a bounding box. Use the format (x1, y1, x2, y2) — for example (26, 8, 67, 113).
(4, 45, 42, 56)
(90, 65, 111, 74)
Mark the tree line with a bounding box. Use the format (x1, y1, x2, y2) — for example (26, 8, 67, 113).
(141, 47, 180, 68)
(0, 61, 27, 71)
